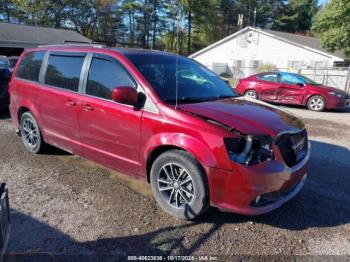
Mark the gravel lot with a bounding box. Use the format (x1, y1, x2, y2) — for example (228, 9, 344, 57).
(0, 105, 349, 260)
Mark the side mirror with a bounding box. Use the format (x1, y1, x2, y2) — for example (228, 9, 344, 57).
(112, 86, 138, 106)
(296, 82, 304, 88)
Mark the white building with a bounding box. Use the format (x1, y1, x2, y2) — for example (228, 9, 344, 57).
(189, 26, 348, 80)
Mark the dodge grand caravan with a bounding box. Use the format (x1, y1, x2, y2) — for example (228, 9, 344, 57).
(9, 45, 310, 219)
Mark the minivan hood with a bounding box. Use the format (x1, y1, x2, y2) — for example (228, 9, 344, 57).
(178, 97, 304, 138)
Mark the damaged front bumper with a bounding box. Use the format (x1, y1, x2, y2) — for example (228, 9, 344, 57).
(206, 142, 311, 215)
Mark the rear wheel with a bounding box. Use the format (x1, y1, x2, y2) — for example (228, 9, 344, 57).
(20, 112, 45, 153)
(307, 95, 326, 111)
(150, 150, 209, 220)
(244, 89, 258, 99)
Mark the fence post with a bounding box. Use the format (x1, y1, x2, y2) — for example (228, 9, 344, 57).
(345, 65, 350, 93)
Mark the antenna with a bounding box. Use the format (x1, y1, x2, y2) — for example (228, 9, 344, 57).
(175, 6, 184, 109)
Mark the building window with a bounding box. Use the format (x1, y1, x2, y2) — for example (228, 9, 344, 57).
(252, 60, 261, 69)
(235, 60, 245, 69)
(288, 60, 302, 69)
(314, 61, 323, 69)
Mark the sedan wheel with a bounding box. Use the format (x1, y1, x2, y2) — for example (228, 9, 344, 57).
(307, 96, 326, 111)
(244, 90, 257, 99)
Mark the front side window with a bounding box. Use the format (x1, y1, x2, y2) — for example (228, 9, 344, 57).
(16, 51, 45, 81)
(45, 53, 85, 92)
(125, 54, 237, 104)
(279, 73, 305, 85)
(86, 56, 135, 100)
(257, 73, 278, 82)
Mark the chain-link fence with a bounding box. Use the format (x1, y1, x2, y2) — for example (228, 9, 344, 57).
(212, 65, 350, 93)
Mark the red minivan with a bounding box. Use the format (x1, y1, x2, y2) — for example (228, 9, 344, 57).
(9, 45, 310, 219)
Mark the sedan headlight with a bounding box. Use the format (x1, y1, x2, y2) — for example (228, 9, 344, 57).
(224, 135, 274, 165)
(328, 91, 344, 98)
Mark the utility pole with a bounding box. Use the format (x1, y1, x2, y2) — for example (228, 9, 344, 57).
(238, 14, 243, 30)
(253, 8, 256, 28)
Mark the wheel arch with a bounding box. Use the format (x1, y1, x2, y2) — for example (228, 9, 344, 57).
(146, 145, 185, 183)
(143, 134, 217, 183)
(17, 106, 30, 123)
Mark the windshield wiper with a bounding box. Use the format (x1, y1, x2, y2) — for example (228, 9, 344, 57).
(205, 95, 236, 101)
(163, 97, 210, 104)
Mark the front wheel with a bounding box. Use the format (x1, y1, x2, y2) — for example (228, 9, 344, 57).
(307, 95, 326, 111)
(20, 112, 45, 153)
(150, 150, 209, 220)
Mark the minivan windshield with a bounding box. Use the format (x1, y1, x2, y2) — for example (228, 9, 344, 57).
(125, 53, 237, 104)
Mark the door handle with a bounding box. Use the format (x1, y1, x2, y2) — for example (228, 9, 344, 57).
(66, 99, 76, 106)
(82, 104, 94, 111)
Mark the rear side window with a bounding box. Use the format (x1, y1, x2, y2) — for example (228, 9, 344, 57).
(16, 51, 45, 81)
(45, 53, 85, 92)
(257, 73, 278, 82)
(86, 55, 135, 100)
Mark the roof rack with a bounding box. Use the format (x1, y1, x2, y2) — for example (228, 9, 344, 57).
(62, 40, 92, 44)
(38, 40, 105, 48)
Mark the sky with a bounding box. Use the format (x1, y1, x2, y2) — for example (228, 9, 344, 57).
(318, 0, 329, 5)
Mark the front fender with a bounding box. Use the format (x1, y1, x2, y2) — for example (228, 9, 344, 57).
(140, 132, 218, 178)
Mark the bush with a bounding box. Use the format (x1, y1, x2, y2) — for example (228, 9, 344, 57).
(257, 64, 277, 72)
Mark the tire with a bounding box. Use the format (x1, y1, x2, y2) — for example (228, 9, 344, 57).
(150, 150, 209, 220)
(307, 95, 326, 111)
(244, 89, 258, 99)
(19, 112, 45, 153)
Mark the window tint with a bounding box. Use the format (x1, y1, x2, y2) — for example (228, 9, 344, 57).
(86, 56, 135, 100)
(16, 51, 45, 81)
(45, 54, 85, 92)
(257, 73, 278, 82)
(280, 73, 304, 85)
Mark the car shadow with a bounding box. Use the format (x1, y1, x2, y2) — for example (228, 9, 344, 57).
(8, 209, 221, 259)
(0, 107, 10, 120)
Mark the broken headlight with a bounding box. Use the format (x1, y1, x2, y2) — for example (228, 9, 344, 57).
(224, 135, 274, 165)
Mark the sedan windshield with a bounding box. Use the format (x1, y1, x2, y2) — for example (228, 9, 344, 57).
(291, 73, 320, 85)
(125, 53, 237, 104)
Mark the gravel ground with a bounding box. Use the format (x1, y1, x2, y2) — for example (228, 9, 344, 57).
(0, 105, 350, 261)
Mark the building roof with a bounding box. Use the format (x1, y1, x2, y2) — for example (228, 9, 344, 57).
(190, 27, 347, 61)
(0, 22, 90, 49)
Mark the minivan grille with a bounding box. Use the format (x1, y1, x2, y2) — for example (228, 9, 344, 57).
(276, 129, 308, 167)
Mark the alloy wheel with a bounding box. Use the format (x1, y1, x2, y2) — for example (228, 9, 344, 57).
(157, 163, 194, 209)
(245, 90, 257, 99)
(21, 116, 38, 149)
(309, 97, 324, 111)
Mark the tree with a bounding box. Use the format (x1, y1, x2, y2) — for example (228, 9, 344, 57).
(0, 0, 17, 22)
(273, 0, 318, 33)
(312, 0, 350, 56)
